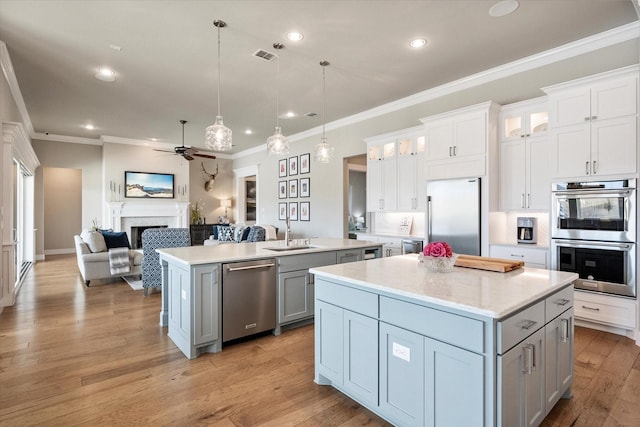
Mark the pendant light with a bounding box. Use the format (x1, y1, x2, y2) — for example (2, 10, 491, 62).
(266, 43, 289, 156)
(314, 60, 334, 163)
(205, 19, 232, 151)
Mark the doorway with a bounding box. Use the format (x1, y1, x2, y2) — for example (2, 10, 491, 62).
(344, 154, 367, 238)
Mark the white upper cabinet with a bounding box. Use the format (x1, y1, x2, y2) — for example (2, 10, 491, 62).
(366, 138, 397, 212)
(421, 101, 499, 180)
(500, 97, 549, 140)
(544, 66, 638, 180)
(499, 98, 552, 211)
(397, 133, 426, 211)
(365, 126, 425, 213)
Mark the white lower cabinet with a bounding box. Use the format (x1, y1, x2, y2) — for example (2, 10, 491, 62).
(490, 244, 548, 269)
(574, 291, 637, 330)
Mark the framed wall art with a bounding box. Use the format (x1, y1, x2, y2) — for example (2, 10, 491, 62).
(278, 202, 288, 220)
(279, 159, 287, 177)
(289, 202, 298, 221)
(288, 179, 298, 198)
(278, 181, 287, 199)
(300, 201, 310, 221)
(300, 153, 310, 174)
(289, 156, 298, 176)
(300, 177, 310, 197)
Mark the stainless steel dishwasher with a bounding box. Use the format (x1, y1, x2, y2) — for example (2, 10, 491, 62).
(222, 258, 276, 342)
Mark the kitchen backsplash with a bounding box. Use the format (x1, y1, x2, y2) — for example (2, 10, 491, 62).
(372, 212, 425, 237)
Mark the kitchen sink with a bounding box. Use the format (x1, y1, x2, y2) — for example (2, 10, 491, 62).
(263, 245, 319, 252)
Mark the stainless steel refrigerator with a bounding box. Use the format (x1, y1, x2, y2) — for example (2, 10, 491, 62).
(426, 178, 481, 256)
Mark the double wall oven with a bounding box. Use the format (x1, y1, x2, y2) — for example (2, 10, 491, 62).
(551, 179, 636, 298)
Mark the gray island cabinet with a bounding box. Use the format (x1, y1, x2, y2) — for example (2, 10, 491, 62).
(310, 254, 578, 427)
(156, 238, 382, 359)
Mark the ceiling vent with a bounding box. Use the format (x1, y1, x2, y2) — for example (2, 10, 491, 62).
(253, 49, 278, 61)
(304, 112, 318, 117)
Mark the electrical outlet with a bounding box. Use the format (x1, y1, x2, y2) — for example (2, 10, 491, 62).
(392, 342, 411, 362)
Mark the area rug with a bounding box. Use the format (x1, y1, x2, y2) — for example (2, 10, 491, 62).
(123, 276, 143, 291)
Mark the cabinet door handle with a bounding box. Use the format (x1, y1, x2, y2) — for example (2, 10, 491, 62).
(584, 117, 590, 121)
(527, 193, 531, 208)
(510, 253, 525, 258)
(520, 320, 537, 330)
(449, 146, 453, 157)
(592, 160, 597, 174)
(582, 305, 600, 311)
(523, 343, 535, 375)
(521, 193, 525, 209)
(585, 161, 590, 175)
(555, 298, 570, 306)
(591, 115, 598, 120)
(453, 146, 457, 156)
(560, 318, 570, 343)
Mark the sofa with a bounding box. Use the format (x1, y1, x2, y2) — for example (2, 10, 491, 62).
(74, 232, 142, 286)
(203, 224, 276, 246)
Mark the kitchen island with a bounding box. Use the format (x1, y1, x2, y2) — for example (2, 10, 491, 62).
(310, 254, 578, 427)
(156, 238, 382, 359)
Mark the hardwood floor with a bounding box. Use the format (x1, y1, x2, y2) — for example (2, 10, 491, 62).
(1, 254, 639, 426)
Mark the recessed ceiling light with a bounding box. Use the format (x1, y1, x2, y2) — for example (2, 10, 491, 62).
(287, 32, 303, 42)
(279, 111, 296, 119)
(109, 44, 123, 52)
(83, 124, 95, 130)
(489, 0, 519, 17)
(245, 129, 253, 135)
(150, 138, 158, 141)
(94, 67, 116, 82)
(409, 38, 427, 49)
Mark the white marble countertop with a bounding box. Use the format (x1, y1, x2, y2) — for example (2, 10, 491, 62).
(310, 254, 577, 319)
(156, 237, 382, 266)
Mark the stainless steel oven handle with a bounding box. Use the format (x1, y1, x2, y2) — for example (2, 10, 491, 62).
(553, 189, 632, 198)
(553, 239, 632, 251)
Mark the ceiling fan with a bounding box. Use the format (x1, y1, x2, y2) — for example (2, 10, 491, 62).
(154, 120, 217, 161)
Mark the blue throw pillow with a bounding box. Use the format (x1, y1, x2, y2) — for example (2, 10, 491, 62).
(218, 226, 233, 242)
(101, 230, 131, 249)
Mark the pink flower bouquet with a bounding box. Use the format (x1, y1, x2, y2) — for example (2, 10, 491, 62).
(419, 241, 457, 272)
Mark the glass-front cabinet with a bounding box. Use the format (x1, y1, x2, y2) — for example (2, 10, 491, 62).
(500, 97, 549, 141)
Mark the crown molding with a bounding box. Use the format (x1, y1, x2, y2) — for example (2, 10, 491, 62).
(3, 121, 39, 173)
(33, 132, 102, 145)
(0, 41, 35, 137)
(238, 21, 640, 158)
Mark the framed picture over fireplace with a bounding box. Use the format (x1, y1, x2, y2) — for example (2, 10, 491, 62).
(125, 171, 174, 198)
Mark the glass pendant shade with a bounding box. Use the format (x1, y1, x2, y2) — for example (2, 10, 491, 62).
(205, 115, 232, 151)
(314, 137, 334, 163)
(267, 126, 289, 156)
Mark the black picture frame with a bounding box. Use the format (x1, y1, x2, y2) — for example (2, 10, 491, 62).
(289, 202, 298, 221)
(124, 171, 174, 199)
(288, 179, 298, 198)
(300, 153, 310, 174)
(300, 177, 310, 197)
(279, 159, 287, 177)
(278, 202, 288, 220)
(300, 201, 310, 221)
(278, 181, 287, 199)
(289, 156, 298, 176)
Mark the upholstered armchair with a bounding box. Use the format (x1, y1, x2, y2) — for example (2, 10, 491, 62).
(141, 228, 190, 296)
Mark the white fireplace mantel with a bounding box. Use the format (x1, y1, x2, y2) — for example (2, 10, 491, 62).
(106, 201, 191, 234)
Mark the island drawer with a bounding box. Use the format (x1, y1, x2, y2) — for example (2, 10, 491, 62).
(278, 252, 337, 273)
(497, 300, 545, 354)
(379, 297, 485, 353)
(545, 285, 574, 322)
(316, 279, 378, 318)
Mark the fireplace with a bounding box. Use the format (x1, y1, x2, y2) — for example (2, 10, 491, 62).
(105, 201, 190, 243)
(130, 225, 168, 249)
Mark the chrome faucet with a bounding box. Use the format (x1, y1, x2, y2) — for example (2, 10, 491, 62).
(285, 216, 291, 246)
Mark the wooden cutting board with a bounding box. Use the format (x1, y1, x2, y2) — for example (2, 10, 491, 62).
(455, 254, 524, 272)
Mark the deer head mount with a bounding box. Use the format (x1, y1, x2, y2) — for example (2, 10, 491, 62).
(201, 162, 219, 192)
